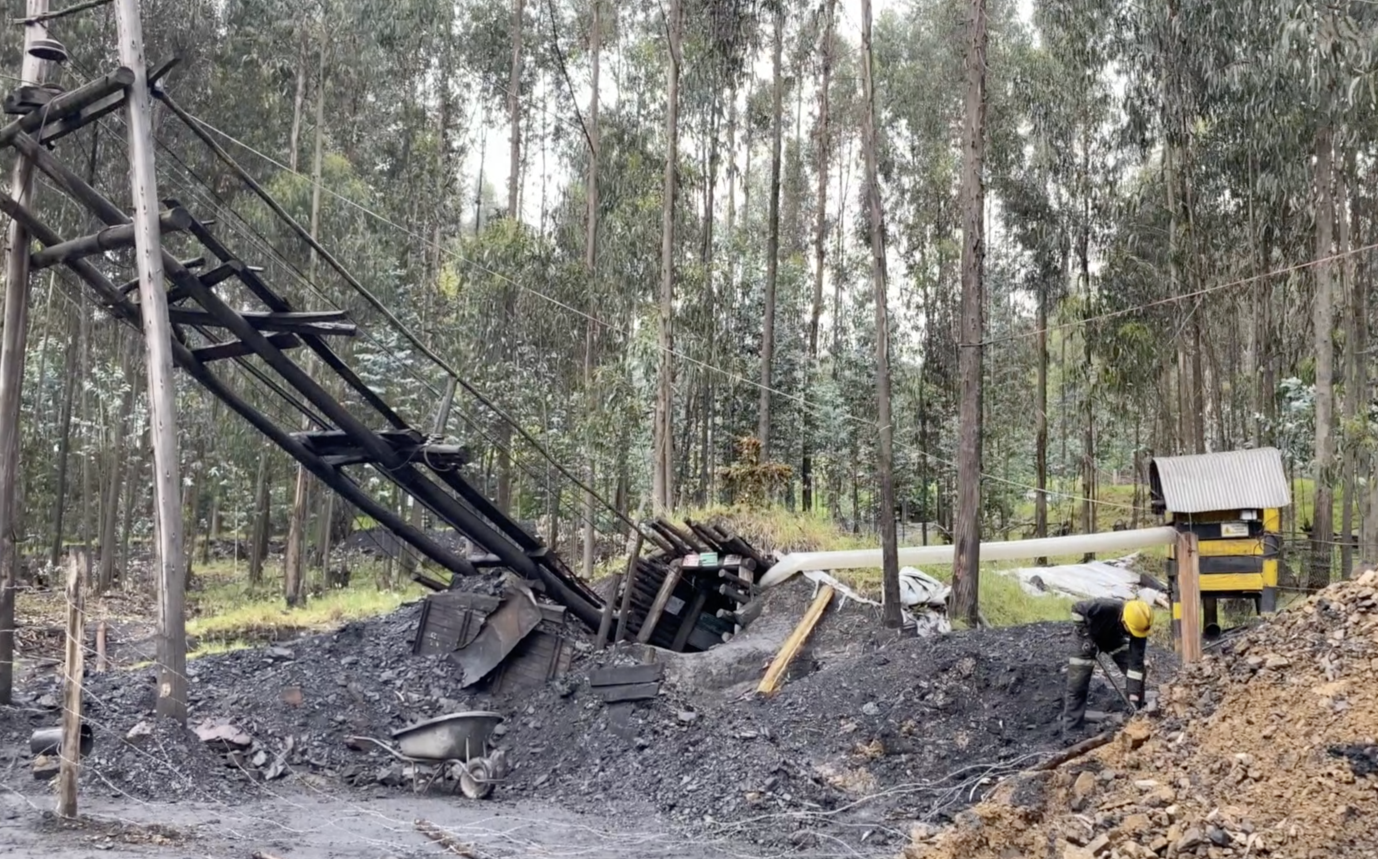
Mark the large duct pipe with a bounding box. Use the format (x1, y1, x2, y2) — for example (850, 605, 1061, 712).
(761, 526, 1178, 589)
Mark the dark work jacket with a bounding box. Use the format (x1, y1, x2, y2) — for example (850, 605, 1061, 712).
(1071, 598, 1147, 699)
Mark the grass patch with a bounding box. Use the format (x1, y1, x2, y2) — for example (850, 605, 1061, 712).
(187, 576, 424, 651)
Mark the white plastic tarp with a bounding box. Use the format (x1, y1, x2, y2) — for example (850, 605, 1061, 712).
(995, 554, 1169, 607)
(899, 567, 950, 607)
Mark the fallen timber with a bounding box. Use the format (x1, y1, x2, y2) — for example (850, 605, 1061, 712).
(0, 64, 776, 655)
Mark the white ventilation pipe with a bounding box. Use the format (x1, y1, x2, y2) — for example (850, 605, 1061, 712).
(760, 526, 1179, 589)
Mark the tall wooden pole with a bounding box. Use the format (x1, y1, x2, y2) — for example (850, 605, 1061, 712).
(0, 0, 52, 705)
(950, 0, 989, 627)
(115, 0, 187, 722)
(859, 0, 900, 628)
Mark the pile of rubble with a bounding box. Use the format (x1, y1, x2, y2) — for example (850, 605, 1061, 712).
(906, 573, 1378, 859)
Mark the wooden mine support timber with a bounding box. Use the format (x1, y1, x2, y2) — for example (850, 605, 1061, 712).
(614, 532, 644, 643)
(637, 559, 684, 644)
(173, 217, 408, 431)
(670, 587, 709, 652)
(0, 66, 131, 148)
(599, 530, 642, 649)
(757, 585, 834, 695)
(1178, 531, 1202, 663)
(57, 553, 84, 817)
(30, 206, 191, 268)
(0, 195, 485, 588)
(95, 620, 107, 672)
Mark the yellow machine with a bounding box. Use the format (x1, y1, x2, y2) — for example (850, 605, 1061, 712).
(1148, 447, 1291, 639)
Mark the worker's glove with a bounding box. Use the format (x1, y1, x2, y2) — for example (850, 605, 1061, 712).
(1127, 695, 1141, 712)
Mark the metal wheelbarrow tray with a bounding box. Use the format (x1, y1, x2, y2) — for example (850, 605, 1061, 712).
(349, 711, 506, 799)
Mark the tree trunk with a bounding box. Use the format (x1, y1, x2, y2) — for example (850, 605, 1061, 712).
(803, 0, 835, 514)
(1309, 123, 1336, 589)
(1035, 266, 1048, 564)
(1080, 216, 1094, 558)
(757, 2, 784, 457)
(950, 0, 988, 627)
(284, 468, 308, 606)
(652, 0, 682, 515)
(288, 14, 309, 172)
(858, 0, 900, 627)
(98, 344, 137, 593)
(48, 315, 79, 568)
(580, 0, 602, 581)
(1339, 152, 1358, 574)
(248, 446, 270, 586)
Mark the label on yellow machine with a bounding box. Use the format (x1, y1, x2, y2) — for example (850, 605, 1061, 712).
(1220, 522, 1249, 538)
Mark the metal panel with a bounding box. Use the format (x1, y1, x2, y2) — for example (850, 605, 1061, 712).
(1149, 447, 1292, 514)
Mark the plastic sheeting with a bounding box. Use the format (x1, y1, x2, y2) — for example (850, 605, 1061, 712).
(995, 555, 1169, 608)
(760, 526, 1179, 588)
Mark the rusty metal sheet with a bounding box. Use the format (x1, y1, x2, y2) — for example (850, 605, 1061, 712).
(448, 586, 542, 688)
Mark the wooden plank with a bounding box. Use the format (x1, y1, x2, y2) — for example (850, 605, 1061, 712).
(670, 588, 709, 653)
(1178, 531, 1202, 663)
(757, 585, 834, 696)
(636, 559, 683, 644)
(191, 332, 300, 363)
(165, 308, 356, 337)
(57, 552, 84, 817)
(95, 621, 107, 673)
(597, 682, 660, 703)
(589, 663, 664, 687)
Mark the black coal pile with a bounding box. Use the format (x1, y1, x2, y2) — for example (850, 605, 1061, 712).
(0, 600, 504, 803)
(495, 618, 1175, 851)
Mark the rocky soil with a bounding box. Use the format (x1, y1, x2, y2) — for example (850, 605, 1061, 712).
(906, 573, 1378, 859)
(0, 579, 1171, 854)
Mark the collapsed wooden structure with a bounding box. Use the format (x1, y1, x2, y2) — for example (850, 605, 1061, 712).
(1, 65, 774, 655)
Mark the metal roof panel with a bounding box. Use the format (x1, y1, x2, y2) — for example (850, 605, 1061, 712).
(1148, 447, 1292, 514)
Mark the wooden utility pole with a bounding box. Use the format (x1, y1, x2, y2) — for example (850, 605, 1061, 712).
(950, 0, 989, 627)
(859, 0, 900, 628)
(115, 0, 187, 722)
(0, 0, 51, 706)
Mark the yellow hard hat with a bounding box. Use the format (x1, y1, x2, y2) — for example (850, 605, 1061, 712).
(1122, 600, 1152, 638)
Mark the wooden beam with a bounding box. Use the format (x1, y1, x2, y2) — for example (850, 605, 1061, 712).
(636, 559, 684, 644)
(118, 256, 206, 296)
(1178, 531, 1202, 663)
(191, 332, 300, 363)
(161, 259, 237, 302)
(57, 552, 84, 817)
(599, 531, 642, 650)
(757, 585, 834, 695)
(31, 207, 192, 269)
(165, 308, 356, 336)
(0, 66, 131, 148)
(14, 0, 111, 26)
(37, 63, 174, 146)
(670, 587, 709, 652)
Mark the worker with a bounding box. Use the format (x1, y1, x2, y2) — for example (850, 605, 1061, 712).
(1061, 598, 1151, 731)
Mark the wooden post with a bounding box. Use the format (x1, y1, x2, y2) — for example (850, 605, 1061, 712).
(95, 621, 107, 673)
(612, 531, 644, 644)
(597, 530, 641, 649)
(57, 553, 84, 817)
(637, 558, 683, 645)
(0, 0, 51, 706)
(1178, 531, 1202, 663)
(115, 0, 187, 722)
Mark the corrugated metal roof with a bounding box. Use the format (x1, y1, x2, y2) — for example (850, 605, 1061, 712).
(1148, 447, 1292, 514)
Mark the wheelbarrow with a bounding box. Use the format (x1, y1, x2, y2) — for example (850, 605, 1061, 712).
(348, 711, 506, 799)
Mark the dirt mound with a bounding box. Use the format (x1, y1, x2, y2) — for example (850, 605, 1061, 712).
(906, 573, 1378, 859)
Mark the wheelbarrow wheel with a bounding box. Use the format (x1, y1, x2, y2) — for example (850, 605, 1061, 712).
(459, 758, 494, 800)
